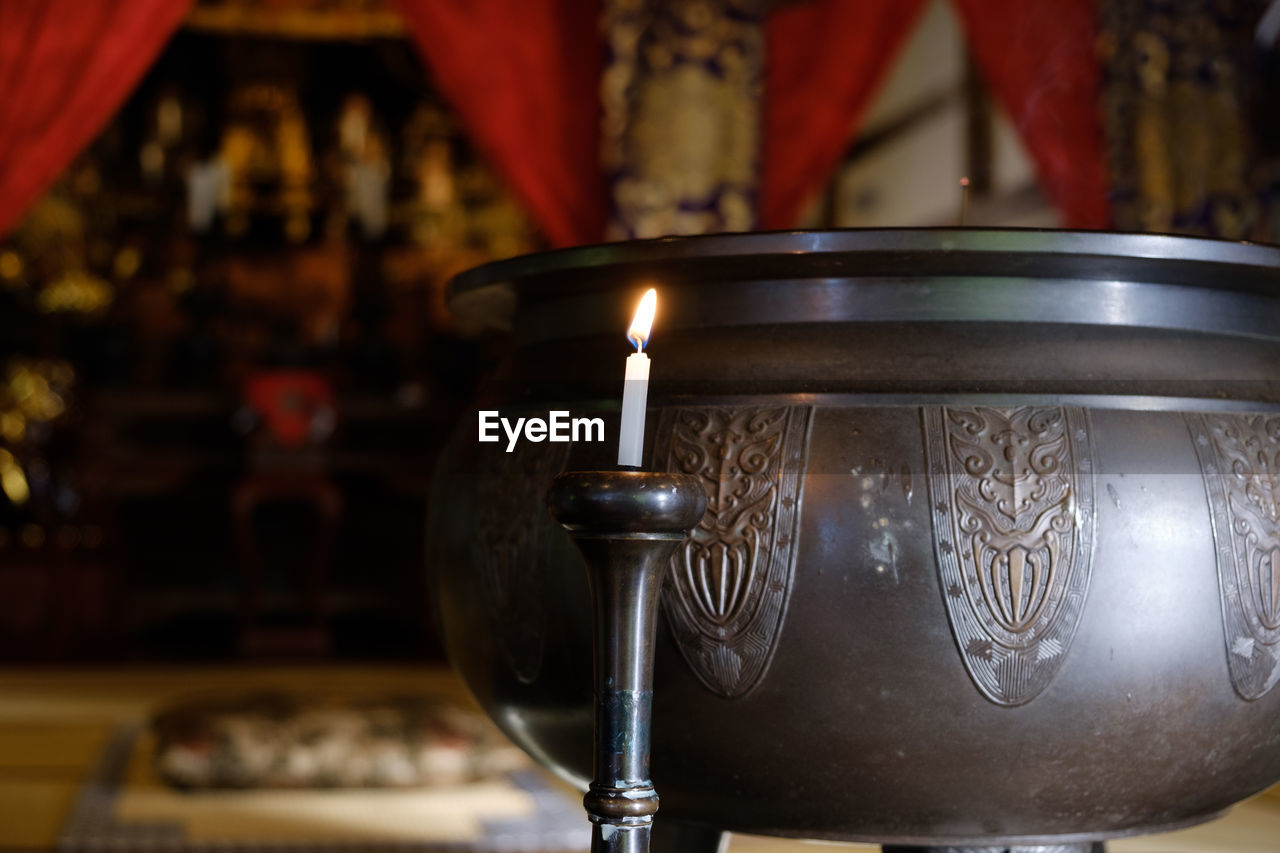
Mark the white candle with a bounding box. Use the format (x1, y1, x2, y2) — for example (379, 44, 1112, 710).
(618, 288, 657, 468)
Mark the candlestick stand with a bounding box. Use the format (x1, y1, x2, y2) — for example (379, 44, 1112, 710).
(547, 470, 707, 853)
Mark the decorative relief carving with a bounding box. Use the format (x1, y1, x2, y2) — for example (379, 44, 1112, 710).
(1187, 413, 1280, 700)
(657, 406, 812, 699)
(924, 406, 1096, 706)
(471, 439, 571, 685)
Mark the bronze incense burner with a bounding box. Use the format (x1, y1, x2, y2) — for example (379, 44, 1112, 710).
(428, 229, 1280, 851)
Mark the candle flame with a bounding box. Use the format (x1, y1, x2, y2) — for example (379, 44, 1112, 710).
(627, 288, 657, 351)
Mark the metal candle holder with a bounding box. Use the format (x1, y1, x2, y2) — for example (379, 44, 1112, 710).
(547, 470, 707, 853)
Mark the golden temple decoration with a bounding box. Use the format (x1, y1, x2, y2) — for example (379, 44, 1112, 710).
(1100, 0, 1261, 239)
(220, 84, 315, 241)
(0, 358, 76, 507)
(36, 270, 113, 315)
(602, 0, 765, 239)
(185, 0, 406, 41)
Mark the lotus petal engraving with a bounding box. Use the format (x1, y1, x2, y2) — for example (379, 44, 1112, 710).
(925, 406, 1096, 706)
(471, 439, 570, 684)
(659, 406, 812, 699)
(1187, 413, 1280, 699)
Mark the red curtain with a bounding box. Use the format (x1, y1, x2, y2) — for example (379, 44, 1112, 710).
(393, 0, 607, 248)
(0, 0, 193, 238)
(760, 0, 929, 230)
(951, 0, 1110, 228)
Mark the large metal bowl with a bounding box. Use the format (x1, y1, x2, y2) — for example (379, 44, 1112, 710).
(428, 229, 1280, 848)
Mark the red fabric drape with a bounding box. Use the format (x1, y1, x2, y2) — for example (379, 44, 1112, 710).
(760, 0, 929, 230)
(951, 0, 1110, 228)
(0, 0, 192, 238)
(393, 0, 607, 248)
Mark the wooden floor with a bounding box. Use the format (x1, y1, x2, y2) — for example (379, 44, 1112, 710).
(0, 667, 1276, 852)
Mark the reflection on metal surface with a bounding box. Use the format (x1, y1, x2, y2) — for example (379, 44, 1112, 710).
(658, 406, 812, 698)
(472, 441, 571, 685)
(1188, 413, 1280, 700)
(926, 406, 1097, 706)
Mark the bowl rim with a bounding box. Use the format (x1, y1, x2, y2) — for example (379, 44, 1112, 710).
(449, 227, 1280, 299)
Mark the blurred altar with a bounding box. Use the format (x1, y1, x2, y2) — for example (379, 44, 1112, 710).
(3, 0, 1278, 661)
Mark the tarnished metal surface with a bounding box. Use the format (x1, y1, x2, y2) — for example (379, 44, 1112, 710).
(429, 230, 1280, 847)
(470, 440, 571, 684)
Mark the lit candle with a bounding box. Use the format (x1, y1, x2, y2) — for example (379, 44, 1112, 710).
(618, 288, 656, 468)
